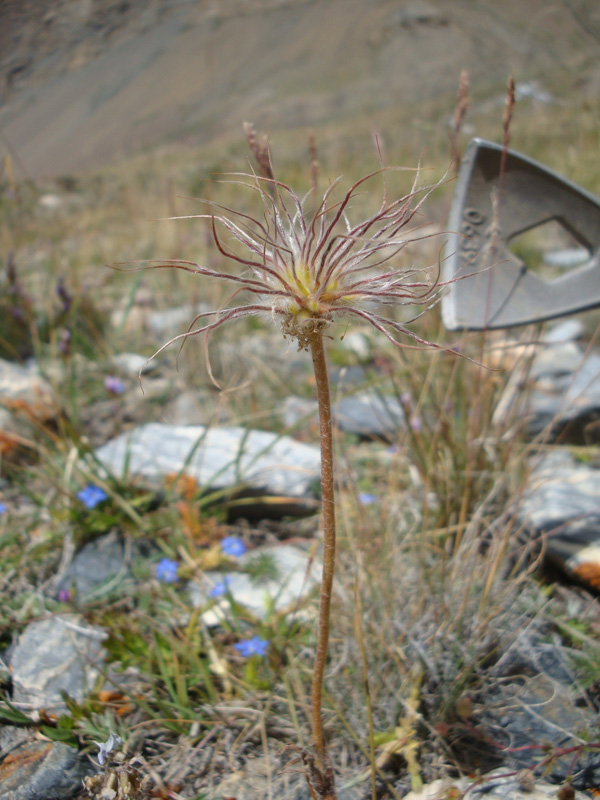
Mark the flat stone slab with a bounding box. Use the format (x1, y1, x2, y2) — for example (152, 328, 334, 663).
(0, 739, 91, 800)
(281, 396, 318, 429)
(515, 449, 600, 590)
(10, 614, 107, 713)
(55, 531, 147, 601)
(0, 359, 57, 420)
(282, 391, 408, 440)
(404, 773, 590, 800)
(147, 303, 209, 336)
(0, 359, 58, 455)
(481, 632, 598, 785)
(495, 342, 600, 443)
(189, 543, 321, 624)
(543, 247, 590, 269)
(110, 351, 157, 376)
(543, 319, 584, 344)
(335, 392, 406, 440)
(92, 423, 320, 497)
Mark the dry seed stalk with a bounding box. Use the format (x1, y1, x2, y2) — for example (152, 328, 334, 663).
(308, 130, 319, 195)
(309, 328, 336, 769)
(450, 68, 470, 174)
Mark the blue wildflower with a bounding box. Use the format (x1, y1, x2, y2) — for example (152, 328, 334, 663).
(155, 557, 179, 583)
(0, 503, 6, 515)
(209, 576, 231, 598)
(234, 635, 269, 658)
(221, 536, 247, 558)
(77, 484, 108, 509)
(358, 492, 376, 506)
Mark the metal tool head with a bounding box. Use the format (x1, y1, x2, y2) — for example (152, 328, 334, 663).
(442, 138, 600, 330)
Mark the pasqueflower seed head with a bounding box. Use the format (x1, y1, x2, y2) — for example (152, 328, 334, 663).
(139, 162, 448, 370)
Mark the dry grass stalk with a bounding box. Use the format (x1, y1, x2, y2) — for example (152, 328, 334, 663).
(450, 68, 470, 174)
(502, 74, 516, 151)
(497, 74, 516, 202)
(243, 120, 274, 181)
(309, 131, 319, 195)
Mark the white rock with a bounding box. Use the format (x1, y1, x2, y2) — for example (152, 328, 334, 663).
(111, 352, 156, 376)
(515, 80, 556, 104)
(147, 303, 209, 336)
(529, 341, 582, 379)
(335, 391, 406, 439)
(340, 330, 371, 359)
(92, 423, 320, 497)
(0, 358, 58, 423)
(281, 396, 318, 428)
(11, 615, 107, 713)
(544, 319, 584, 344)
(404, 771, 588, 800)
(166, 390, 213, 426)
(189, 544, 321, 623)
(38, 193, 63, 209)
(543, 247, 589, 268)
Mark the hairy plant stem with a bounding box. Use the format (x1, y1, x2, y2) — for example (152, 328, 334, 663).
(309, 329, 337, 777)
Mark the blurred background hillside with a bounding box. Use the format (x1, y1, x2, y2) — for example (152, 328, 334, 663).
(1, 0, 599, 179)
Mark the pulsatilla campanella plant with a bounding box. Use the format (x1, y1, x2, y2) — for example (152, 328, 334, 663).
(143, 152, 447, 800)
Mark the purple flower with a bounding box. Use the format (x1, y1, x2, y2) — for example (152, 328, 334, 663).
(221, 536, 247, 558)
(209, 576, 231, 598)
(94, 733, 122, 766)
(104, 375, 125, 395)
(155, 557, 179, 583)
(410, 416, 423, 433)
(0, 502, 6, 515)
(77, 484, 108, 509)
(58, 328, 71, 356)
(358, 492, 376, 506)
(234, 635, 269, 658)
(58, 588, 71, 603)
(56, 276, 72, 314)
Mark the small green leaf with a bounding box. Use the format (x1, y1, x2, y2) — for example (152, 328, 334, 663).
(372, 729, 396, 747)
(40, 725, 78, 746)
(0, 697, 34, 726)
